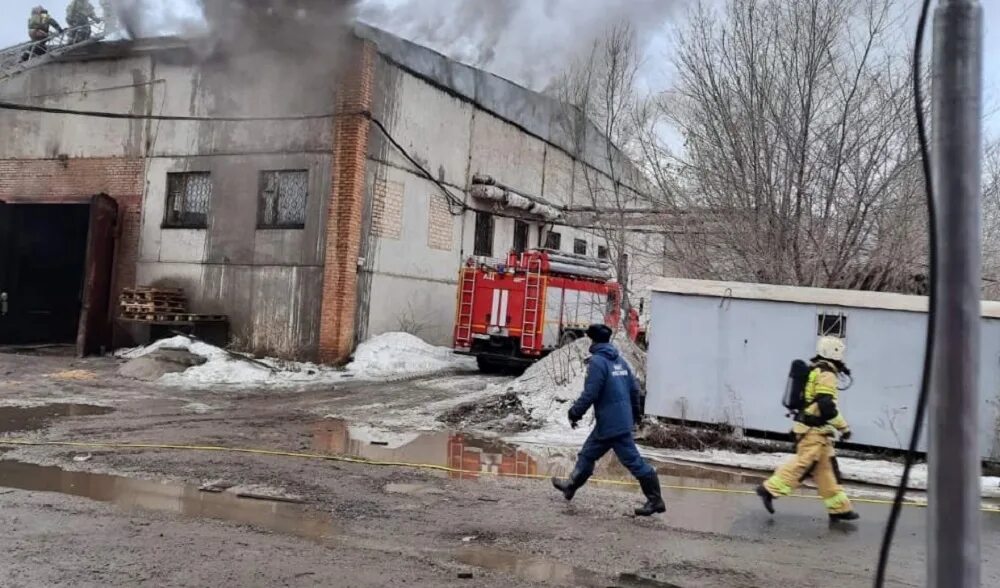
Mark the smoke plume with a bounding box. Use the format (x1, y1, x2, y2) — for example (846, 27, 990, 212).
(108, 0, 684, 89)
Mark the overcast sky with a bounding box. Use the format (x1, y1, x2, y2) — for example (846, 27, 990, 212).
(1, 0, 998, 134)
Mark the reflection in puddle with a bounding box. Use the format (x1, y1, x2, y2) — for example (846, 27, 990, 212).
(455, 548, 681, 587)
(0, 404, 114, 435)
(0, 461, 335, 541)
(311, 418, 764, 489)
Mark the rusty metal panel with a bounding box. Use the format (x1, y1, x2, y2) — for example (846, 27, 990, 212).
(77, 194, 118, 356)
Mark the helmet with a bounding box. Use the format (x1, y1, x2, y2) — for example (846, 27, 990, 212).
(816, 336, 846, 362)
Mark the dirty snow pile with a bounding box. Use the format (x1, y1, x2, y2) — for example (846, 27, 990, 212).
(497, 334, 647, 445)
(117, 332, 473, 387)
(346, 332, 475, 379)
(116, 336, 339, 387)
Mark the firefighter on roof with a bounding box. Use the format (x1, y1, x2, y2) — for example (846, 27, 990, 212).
(551, 324, 666, 517)
(24, 6, 63, 61)
(66, 0, 99, 44)
(757, 336, 860, 522)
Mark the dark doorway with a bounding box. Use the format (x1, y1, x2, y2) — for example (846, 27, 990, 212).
(0, 203, 92, 346)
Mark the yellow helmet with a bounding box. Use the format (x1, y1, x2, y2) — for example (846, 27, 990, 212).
(816, 336, 846, 361)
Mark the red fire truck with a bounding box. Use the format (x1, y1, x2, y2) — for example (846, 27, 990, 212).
(453, 249, 626, 372)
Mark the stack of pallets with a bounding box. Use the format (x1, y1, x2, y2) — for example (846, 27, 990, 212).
(119, 287, 225, 323)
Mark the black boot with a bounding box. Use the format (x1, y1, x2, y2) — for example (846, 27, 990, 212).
(634, 474, 666, 516)
(829, 511, 860, 522)
(756, 485, 775, 514)
(551, 472, 587, 501)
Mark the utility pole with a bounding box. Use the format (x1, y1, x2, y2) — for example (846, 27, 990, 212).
(929, 0, 983, 586)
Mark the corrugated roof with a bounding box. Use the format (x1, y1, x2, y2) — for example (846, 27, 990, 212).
(652, 277, 1000, 318)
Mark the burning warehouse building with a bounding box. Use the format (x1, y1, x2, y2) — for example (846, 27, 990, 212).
(0, 22, 657, 362)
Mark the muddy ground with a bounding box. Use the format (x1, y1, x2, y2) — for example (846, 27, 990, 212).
(0, 348, 998, 588)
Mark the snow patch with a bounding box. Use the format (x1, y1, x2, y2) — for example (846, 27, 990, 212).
(346, 332, 475, 379)
(116, 333, 472, 388)
(648, 448, 1000, 499)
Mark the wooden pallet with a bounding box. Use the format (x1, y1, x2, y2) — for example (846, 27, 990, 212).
(121, 312, 227, 323)
(121, 303, 188, 314)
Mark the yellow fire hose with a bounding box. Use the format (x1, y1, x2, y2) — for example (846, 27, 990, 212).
(1, 438, 996, 514)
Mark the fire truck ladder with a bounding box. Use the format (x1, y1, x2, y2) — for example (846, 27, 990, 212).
(520, 256, 544, 352)
(455, 267, 477, 347)
(0, 22, 108, 84)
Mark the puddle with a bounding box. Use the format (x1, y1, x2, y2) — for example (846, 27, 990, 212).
(455, 548, 680, 587)
(0, 404, 114, 435)
(311, 418, 764, 490)
(0, 460, 336, 540)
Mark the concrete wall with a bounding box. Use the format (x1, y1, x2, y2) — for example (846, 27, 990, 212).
(132, 52, 338, 359)
(358, 53, 635, 346)
(645, 291, 1000, 460)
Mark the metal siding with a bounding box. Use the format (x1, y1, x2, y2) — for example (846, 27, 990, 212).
(647, 291, 1000, 459)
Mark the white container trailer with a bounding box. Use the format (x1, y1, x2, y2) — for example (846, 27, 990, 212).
(646, 278, 1000, 460)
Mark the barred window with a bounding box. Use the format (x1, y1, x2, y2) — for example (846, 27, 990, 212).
(598, 245, 609, 260)
(544, 231, 562, 251)
(164, 172, 211, 229)
(513, 220, 529, 253)
(259, 170, 309, 229)
(474, 211, 494, 257)
(574, 238, 587, 255)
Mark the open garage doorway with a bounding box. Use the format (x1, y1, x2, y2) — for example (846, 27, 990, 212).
(0, 195, 118, 355)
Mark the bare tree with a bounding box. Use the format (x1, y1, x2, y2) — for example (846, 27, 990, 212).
(550, 22, 669, 317)
(657, 0, 928, 292)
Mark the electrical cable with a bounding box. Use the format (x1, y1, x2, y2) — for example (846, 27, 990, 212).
(874, 0, 936, 585)
(0, 99, 337, 122)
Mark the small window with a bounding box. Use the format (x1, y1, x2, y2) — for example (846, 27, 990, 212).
(474, 211, 494, 257)
(574, 238, 587, 255)
(544, 231, 562, 250)
(818, 312, 847, 338)
(259, 170, 308, 229)
(164, 172, 212, 228)
(513, 220, 529, 253)
(598, 245, 609, 260)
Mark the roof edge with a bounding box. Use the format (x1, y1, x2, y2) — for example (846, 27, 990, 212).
(652, 277, 1000, 319)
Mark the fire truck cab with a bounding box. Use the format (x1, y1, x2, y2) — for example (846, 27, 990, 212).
(453, 249, 624, 372)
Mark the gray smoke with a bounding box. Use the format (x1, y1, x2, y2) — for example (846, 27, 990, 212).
(356, 0, 685, 88)
(108, 0, 684, 88)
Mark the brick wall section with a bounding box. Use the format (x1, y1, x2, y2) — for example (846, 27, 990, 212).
(427, 191, 454, 251)
(318, 41, 377, 363)
(0, 157, 145, 300)
(371, 178, 404, 239)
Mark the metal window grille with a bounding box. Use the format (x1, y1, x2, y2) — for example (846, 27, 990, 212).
(474, 211, 494, 257)
(259, 170, 309, 229)
(164, 172, 212, 228)
(598, 245, 609, 260)
(574, 238, 587, 255)
(817, 312, 847, 338)
(545, 231, 562, 250)
(513, 220, 529, 253)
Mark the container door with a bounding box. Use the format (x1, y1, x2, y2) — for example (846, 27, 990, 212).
(76, 194, 118, 356)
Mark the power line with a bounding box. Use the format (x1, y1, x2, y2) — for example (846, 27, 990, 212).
(874, 0, 935, 585)
(0, 99, 336, 122)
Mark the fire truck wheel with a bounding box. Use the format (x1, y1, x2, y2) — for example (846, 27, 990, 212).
(476, 356, 500, 374)
(559, 331, 579, 347)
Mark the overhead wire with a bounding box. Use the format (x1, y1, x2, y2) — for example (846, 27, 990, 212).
(874, 0, 936, 585)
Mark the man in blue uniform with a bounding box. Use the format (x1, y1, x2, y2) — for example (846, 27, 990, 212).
(551, 324, 665, 516)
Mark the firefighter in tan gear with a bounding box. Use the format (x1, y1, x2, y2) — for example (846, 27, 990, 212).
(24, 6, 63, 61)
(756, 336, 861, 522)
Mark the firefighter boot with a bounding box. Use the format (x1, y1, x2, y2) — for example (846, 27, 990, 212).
(551, 471, 589, 501)
(829, 511, 860, 522)
(634, 474, 666, 516)
(756, 485, 775, 514)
